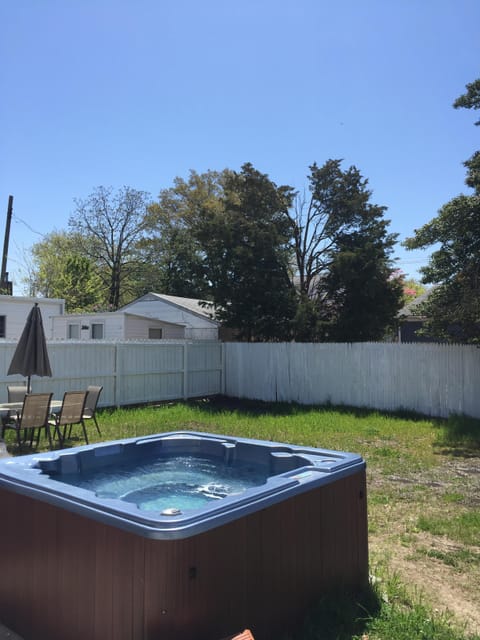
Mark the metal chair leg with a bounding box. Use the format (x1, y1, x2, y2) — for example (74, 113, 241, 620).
(81, 420, 89, 445)
(93, 415, 101, 436)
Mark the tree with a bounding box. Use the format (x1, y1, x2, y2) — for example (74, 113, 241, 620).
(195, 163, 297, 341)
(401, 276, 427, 303)
(454, 78, 480, 194)
(404, 78, 480, 343)
(289, 160, 378, 296)
(404, 195, 480, 342)
(69, 186, 151, 309)
(290, 160, 402, 341)
(145, 164, 298, 341)
(143, 170, 225, 298)
(317, 206, 402, 341)
(28, 231, 104, 310)
(453, 78, 480, 123)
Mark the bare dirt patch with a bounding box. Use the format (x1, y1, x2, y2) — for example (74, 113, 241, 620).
(368, 454, 480, 637)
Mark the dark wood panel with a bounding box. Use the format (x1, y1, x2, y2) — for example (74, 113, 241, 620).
(0, 470, 368, 640)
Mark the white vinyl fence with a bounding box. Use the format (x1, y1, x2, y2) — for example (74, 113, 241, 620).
(0, 341, 224, 408)
(224, 342, 480, 419)
(0, 340, 479, 418)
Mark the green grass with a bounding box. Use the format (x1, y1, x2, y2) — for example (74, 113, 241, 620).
(286, 565, 473, 640)
(89, 398, 442, 469)
(415, 546, 480, 570)
(5, 395, 480, 640)
(417, 511, 480, 546)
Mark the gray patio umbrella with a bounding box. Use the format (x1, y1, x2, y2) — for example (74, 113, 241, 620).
(7, 303, 52, 393)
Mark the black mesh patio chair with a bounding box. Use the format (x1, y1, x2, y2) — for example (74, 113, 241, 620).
(1, 393, 54, 449)
(49, 391, 89, 446)
(82, 385, 103, 436)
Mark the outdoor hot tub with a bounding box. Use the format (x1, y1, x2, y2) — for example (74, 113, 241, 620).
(0, 431, 368, 640)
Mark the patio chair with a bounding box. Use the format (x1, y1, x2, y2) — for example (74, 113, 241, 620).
(49, 391, 88, 446)
(1, 384, 28, 427)
(7, 384, 28, 403)
(1, 393, 54, 449)
(82, 385, 103, 436)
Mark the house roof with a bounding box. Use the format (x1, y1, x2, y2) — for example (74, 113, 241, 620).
(398, 289, 432, 319)
(0, 294, 65, 306)
(120, 293, 219, 325)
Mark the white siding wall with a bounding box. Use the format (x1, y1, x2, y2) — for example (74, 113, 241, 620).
(124, 315, 185, 340)
(51, 314, 126, 340)
(52, 312, 215, 340)
(0, 297, 64, 340)
(125, 297, 218, 334)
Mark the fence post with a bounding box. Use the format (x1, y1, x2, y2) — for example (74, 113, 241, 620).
(114, 342, 119, 408)
(183, 342, 188, 400)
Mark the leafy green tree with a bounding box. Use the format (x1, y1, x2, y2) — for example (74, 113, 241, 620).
(28, 231, 104, 310)
(404, 78, 480, 343)
(388, 269, 427, 303)
(195, 163, 297, 341)
(289, 160, 373, 296)
(404, 194, 480, 342)
(146, 165, 298, 340)
(318, 206, 402, 341)
(401, 277, 427, 303)
(290, 160, 402, 341)
(143, 170, 225, 298)
(453, 78, 480, 123)
(57, 255, 104, 311)
(454, 78, 480, 194)
(69, 186, 151, 309)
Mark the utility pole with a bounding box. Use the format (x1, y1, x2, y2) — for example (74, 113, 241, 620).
(1, 195, 13, 295)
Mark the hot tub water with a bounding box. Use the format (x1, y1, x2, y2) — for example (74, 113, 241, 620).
(57, 454, 268, 512)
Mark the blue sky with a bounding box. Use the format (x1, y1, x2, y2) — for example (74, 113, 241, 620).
(1, 0, 479, 294)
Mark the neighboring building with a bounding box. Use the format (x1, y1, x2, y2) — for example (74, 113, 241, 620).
(397, 289, 438, 343)
(0, 295, 65, 340)
(51, 311, 185, 341)
(51, 293, 220, 341)
(120, 293, 219, 340)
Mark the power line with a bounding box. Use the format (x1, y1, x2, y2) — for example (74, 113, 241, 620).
(12, 214, 46, 237)
(395, 258, 430, 265)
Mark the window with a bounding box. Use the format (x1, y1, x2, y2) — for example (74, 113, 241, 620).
(148, 328, 163, 339)
(91, 323, 104, 339)
(68, 324, 80, 339)
(0, 315, 5, 338)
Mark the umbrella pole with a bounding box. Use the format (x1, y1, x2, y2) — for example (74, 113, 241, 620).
(27, 376, 31, 394)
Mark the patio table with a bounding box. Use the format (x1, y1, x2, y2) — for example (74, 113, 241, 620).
(0, 400, 62, 412)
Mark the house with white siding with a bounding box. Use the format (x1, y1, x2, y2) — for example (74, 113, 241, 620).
(50, 293, 220, 341)
(120, 293, 219, 340)
(0, 295, 65, 340)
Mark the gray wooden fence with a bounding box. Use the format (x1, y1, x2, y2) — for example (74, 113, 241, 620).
(224, 342, 480, 419)
(0, 340, 224, 407)
(1, 340, 479, 418)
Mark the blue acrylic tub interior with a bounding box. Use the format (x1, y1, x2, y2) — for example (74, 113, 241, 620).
(0, 431, 365, 539)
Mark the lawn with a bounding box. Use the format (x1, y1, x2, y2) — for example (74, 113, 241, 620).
(6, 395, 480, 639)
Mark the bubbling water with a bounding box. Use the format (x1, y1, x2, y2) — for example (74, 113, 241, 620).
(58, 455, 268, 512)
